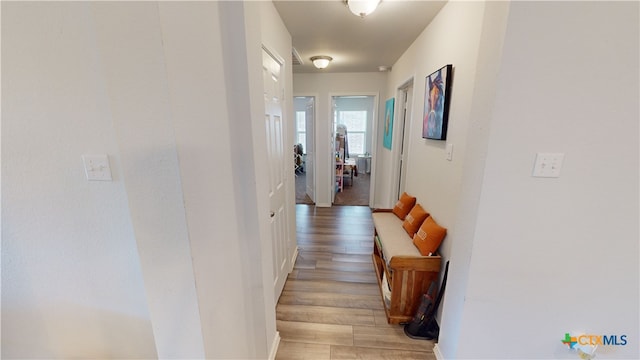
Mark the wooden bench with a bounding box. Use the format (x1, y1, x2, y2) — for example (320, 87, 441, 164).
(371, 209, 441, 324)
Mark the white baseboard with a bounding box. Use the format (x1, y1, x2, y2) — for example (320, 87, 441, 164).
(315, 202, 331, 207)
(268, 331, 281, 360)
(290, 246, 299, 272)
(434, 343, 444, 360)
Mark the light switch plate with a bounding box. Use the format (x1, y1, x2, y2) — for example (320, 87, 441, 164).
(83, 154, 112, 181)
(532, 152, 564, 178)
(446, 144, 454, 161)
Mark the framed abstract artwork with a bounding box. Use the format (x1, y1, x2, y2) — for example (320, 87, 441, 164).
(383, 97, 395, 149)
(423, 64, 453, 140)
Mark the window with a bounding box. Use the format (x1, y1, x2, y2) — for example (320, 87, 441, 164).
(338, 110, 367, 155)
(296, 111, 306, 152)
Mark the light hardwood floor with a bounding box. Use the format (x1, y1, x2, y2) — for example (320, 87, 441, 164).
(275, 205, 436, 360)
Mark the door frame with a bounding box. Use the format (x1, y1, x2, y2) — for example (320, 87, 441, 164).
(293, 93, 318, 204)
(261, 44, 295, 303)
(391, 77, 414, 204)
(328, 92, 379, 208)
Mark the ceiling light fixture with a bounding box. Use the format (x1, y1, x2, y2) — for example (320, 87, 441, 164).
(310, 55, 333, 69)
(346, 0, 381, 18)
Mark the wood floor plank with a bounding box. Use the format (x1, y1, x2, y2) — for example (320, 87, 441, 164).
(294, 257, 317, 270)
(283, 279, 380, 296)
(296, 251, 335, 262)
(344, 246, 374, 255)
(330, 345, 435, 360)
(297, 244, 373, 255)
(297, 227, 374, 236)
(278, 290, 383, 309)
(331, 253, 372, 263)
(359, 240, 374, 248)
(353, 325, 435, 352)
(275, 340, 331, 360)
(373, 309, 390, 327)
(315, 259, 375, 273)
(296, 268, 377, 284)
(297, 238, 372, 247)
(277, 320, 354, 346)
(277, 304, 375, 326)
(297, 244, 348, 253)
(287, 270, 299, 279)
(277, 205, 436, 357)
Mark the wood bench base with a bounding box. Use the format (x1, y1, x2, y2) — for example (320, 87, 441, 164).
(372, 215, 441, 324)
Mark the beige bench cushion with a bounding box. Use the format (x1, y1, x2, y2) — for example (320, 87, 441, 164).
(372, 212, 422, 261)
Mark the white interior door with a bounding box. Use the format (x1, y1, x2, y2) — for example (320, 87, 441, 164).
(305, 97, 315, 202)
(263, 48, 288, 301)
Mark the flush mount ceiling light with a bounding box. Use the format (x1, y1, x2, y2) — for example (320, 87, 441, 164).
(310, 55, 333, 69)
(346, 0, 381, 18)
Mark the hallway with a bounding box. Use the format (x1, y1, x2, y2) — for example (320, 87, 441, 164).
(275, 205, 435, 359)
(295, 171, 371, 206)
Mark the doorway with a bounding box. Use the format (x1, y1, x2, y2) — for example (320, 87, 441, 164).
(393, 79, 413, 202)
(331, 95, 375, 206)
(294, 96, 315, 205)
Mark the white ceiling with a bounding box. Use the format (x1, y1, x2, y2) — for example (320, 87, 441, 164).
(273, 0, 447, 73)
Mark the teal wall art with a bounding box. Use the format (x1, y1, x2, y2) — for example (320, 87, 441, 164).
(383, 97, 395, 149)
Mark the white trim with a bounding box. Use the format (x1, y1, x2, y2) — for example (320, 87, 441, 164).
(390, 76, 415, 206)
(261, 45, 285, 68)
(434, 343, 444, 360)
(268, 331, 281, 360)
(293, 92, 319, 204)
(315, 202, 331, 208)
(367, 94, 379, 208)
(328, 92, 379, 207)
(289, 246, 299, 272)
(328, 95, 336, 205)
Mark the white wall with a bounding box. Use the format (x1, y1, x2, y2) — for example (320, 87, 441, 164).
(158, 3, 244, 355)
(436, 1, 510, 358)
(160, 2, 280, 357)
(383, 1, 638, 359)
(91, 3, 208, 357)
(382, 4, 494, 357)
(452, 2, 639, 358)
(2, 1, 290, 358)
(383, 0, 487, 269)
(293, 72, 387, 206)
(2, 3, 157, 358)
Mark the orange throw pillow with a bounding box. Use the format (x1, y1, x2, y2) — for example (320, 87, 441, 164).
(392, 192, 416, 220)
(402, 204, 429, 238)
(413, 216, 447, 256)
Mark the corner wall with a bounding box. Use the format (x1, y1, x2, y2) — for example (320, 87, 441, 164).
(2, 2, 287, 358)
(382, 3, 497, 356)
(2, 3, 158, 357)
(435, 1, 510, 357)
(384, 1, 638, 359)
(454, 2, 639, 358)
(383, 0, 487, 275)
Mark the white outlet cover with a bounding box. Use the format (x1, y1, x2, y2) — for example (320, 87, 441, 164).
(532, 152, 564, 178)
(83, 154, 112, 181)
